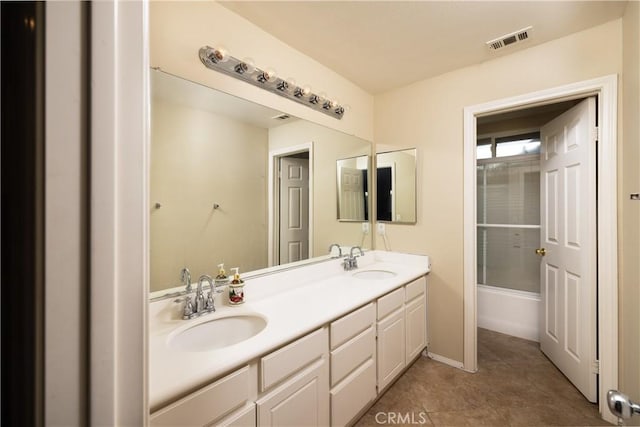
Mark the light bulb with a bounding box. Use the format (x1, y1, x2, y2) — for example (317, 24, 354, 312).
(257, 67, 277, 84)
(265, 68, 277, 81)
(213, 46, 229, 63)
(241, 57, 255, 73)
(294, 84, 312, 98)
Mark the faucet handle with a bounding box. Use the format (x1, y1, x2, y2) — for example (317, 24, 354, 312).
(182, 296, 195, 319)
(205, 291, 216, 312)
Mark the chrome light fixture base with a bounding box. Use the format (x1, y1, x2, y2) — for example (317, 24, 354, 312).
(199, 46, 345, 120)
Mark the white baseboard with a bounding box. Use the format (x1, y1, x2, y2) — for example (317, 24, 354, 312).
(425, 350, 464, 369)
(478, 284, 540, 342)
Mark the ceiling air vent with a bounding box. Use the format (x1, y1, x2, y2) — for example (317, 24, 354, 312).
(272, 114, 291, 121)
(486, 26, 532, 51)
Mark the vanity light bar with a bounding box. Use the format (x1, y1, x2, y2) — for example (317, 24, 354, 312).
(198, 46, 345, 120)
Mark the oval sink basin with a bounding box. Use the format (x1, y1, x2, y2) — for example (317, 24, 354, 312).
(352, 270, 397, 280)
(168, 314, 267, 352)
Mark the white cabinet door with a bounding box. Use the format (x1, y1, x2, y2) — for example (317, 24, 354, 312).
(405, 296, 426, 363)
(257, 359, 329, 427)
(377, 307, 405, 391)
(330, 358, 376, 427)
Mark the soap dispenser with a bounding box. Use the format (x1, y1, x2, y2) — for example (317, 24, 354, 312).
(228, 267, 245, 305)
(214, 263, 230, 288)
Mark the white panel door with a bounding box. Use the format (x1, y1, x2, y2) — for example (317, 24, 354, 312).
(339, 166, 365, 220)
(539, 97, 597, 402)
(279, 157, 309, 264)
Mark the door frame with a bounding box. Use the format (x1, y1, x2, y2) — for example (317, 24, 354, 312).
(268, 142, 314, 267)
(462, 75, 618, 423)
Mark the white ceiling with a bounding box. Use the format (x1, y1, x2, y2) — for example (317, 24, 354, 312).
(220, 1, 628, 94)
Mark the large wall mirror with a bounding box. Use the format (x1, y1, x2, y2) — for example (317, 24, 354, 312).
(150, 70, 372, 294)
(376, 149, 417, 223)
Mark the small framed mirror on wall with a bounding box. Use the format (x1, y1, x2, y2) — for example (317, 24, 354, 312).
(376, 148, 417, 224)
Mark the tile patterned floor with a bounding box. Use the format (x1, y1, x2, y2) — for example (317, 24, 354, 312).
(354, 328, 610, 426)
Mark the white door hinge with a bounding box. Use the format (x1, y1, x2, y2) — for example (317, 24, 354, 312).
(593, 126, 599, 142)
(592, 359, 600, 375)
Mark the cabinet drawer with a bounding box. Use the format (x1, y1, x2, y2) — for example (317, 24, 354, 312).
(377, 288, 404, 320)
(330, 358, 376, 427)
(330, 302, 375, 350)
(405, 277, 426, 302)
(151, 366, 250, 427)
(330, 326, 375, 386)
(214, 403, 256, 427)
(260, 327, 327, 392)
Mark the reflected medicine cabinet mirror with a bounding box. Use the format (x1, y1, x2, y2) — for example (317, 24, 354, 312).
(376, 148, 417, 224)
(336, 155, 370, 222)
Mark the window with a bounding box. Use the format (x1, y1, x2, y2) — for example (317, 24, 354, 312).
(477, 137, 492, 160)
(476, 131, 540, 160)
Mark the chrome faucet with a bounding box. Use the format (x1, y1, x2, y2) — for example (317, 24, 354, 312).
(195, 275, 213, 314)
(343, 246, 364, 271)
(328, 243, 342, 258)
(180, 267, 192, 293)
(181, 274, 217, 319)
(200, 274, 217, 313)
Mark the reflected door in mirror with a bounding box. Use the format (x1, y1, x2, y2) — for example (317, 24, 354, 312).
(279, 156, 309, 264)
(336, 155, 370, 222)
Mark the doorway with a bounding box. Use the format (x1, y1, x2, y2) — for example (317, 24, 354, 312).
(268, 143, 314, 267)
(462, 75, 618, 423)
(376, 167, 394, 222)
(475, 98, 599, 403)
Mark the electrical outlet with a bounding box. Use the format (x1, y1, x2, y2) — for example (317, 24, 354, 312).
(362, 223, 370, 234)
(377, 223, 386, 235)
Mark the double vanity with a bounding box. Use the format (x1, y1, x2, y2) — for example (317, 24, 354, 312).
(149, 250, 430, 426)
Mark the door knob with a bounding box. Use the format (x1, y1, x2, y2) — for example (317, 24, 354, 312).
(607, 390, 640, 419)
(535, 248, 546, 256)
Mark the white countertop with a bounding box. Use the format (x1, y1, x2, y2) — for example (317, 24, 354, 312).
(148, 250, 430, 411)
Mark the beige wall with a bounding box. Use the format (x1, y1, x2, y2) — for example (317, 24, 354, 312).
(269, 120, 372, 254)
(621, 0, 640, 408)
(150, 99, 268, 291)
(150, 1, 374, 142)
(374, 20, 623, 362)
